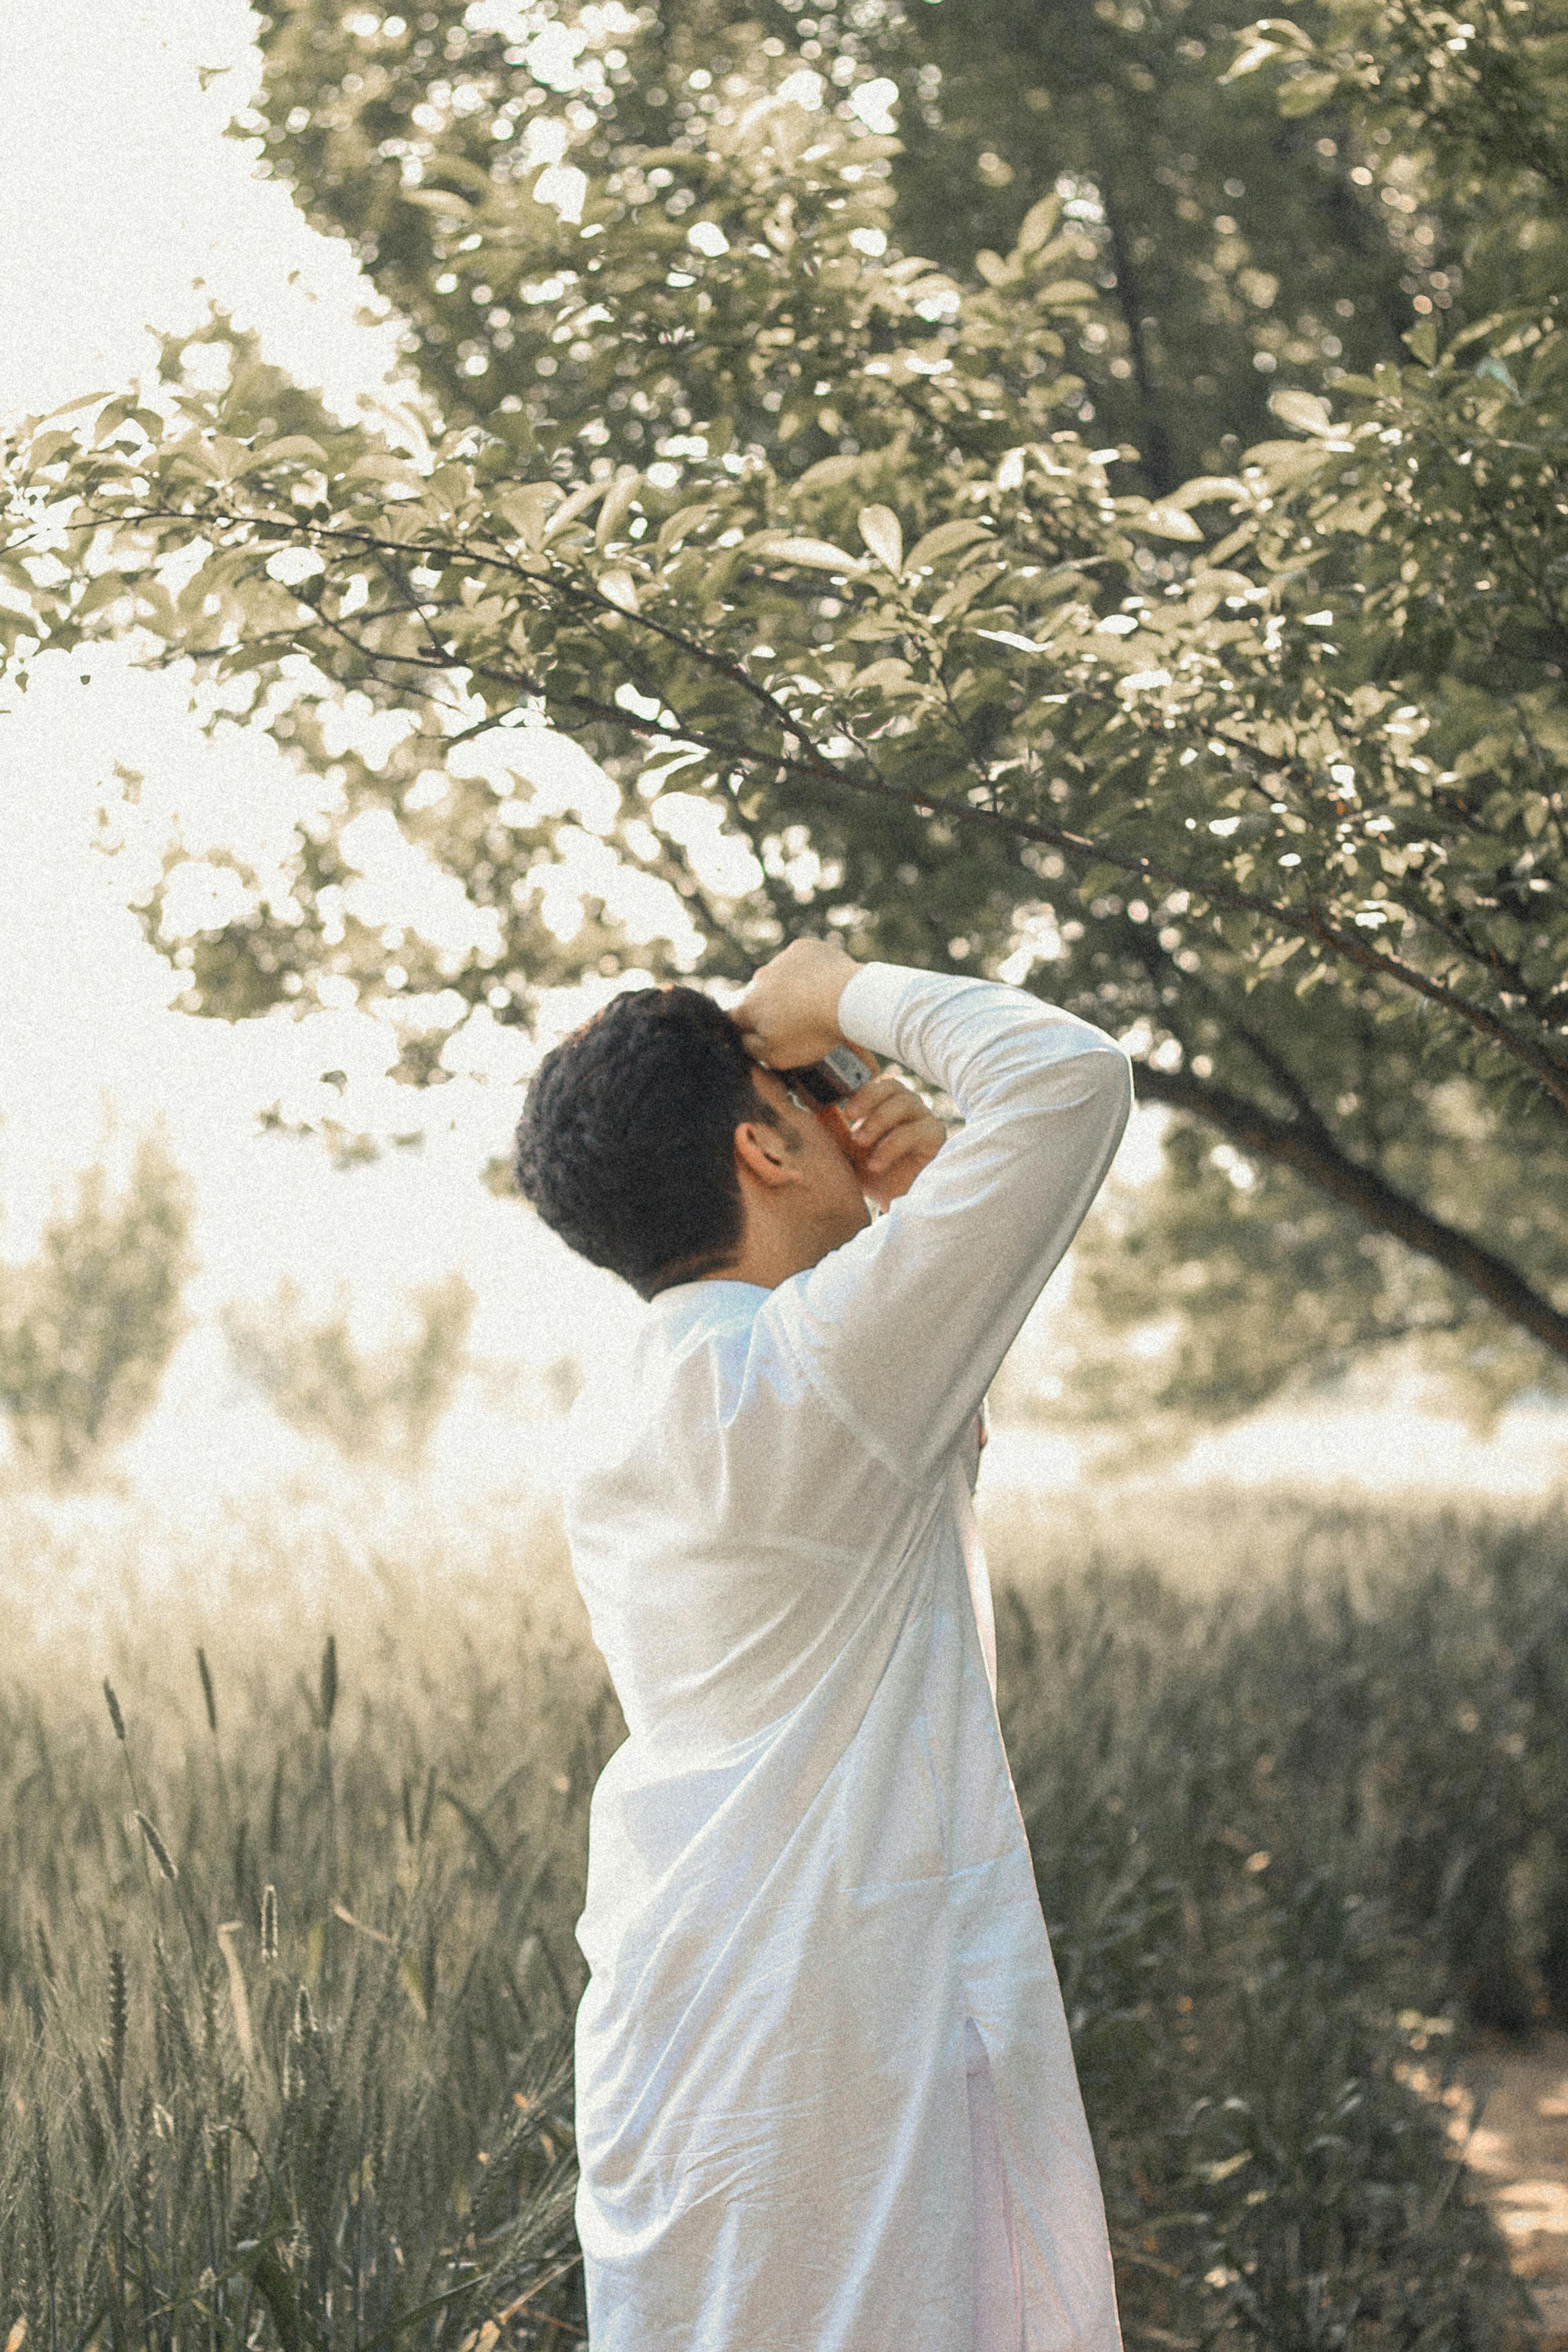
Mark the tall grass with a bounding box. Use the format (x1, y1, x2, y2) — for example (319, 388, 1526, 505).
(0, 1489, 605, 2348)
(0, 1483, 1560, 2348)
(993, 1497, 1568, 2347)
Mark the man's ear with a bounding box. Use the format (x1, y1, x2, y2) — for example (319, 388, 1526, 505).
(734, 1114, 798, 1188)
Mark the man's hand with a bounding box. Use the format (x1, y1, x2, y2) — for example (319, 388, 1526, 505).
(733, 938, 861, 1072)
(839, 1076, 947, 1211)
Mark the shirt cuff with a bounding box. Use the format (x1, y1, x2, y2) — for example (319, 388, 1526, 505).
(836, 960, 918, 1062)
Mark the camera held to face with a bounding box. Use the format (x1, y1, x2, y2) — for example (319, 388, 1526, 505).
(774, 1044, 877, 1167)
(778, 1044, 876, 1108)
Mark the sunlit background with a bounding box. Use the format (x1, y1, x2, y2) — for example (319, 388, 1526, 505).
(1, 0, 1563, 1530)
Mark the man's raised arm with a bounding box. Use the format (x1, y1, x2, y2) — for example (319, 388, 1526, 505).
(740, 945, 1132, 1484)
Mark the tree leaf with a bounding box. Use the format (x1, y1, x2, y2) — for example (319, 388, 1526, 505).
(1269, 388, 1336, 436)
(598, 568, 640, 612)
(1133, 503, 1206, 542)
(852, 657, 916, 690)
(1277, 70, 1341, 117)
(236, 435, 330, 476)
(402, 186, 474, 216)
(596, 469, 643, 547)
(1015, 196, 1061, 256)
(857, 505, 903, 574)
(794, 453, 865, 490)
(905, 519, 992, 572)
(1221, 35, 1285, 79)
(930, 571, 998, 621)
(543, 480, 610, 541)
(343, 453, 429, 493)
(37, 387, 114, 425)
(1474, 354, 1521, 398)
(655, 502, 719, 558)
(1163, 475, 1250, 511)
(495, 483, 562, 551)
(974, 627, 1044, 654)
(27, 428, 85, 469)
(1317, 492, 1386, 534)
(755, 535, 866, 573)
(1222, 19, 1311, 78)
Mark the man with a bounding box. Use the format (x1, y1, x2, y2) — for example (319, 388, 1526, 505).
(514, 937, 1131, 2351)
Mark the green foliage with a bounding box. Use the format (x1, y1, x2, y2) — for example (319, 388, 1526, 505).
(232, 0, 1568, 1426)
(1, 0, 1564, 1425)
(0, 1490, 1556, 2346)
(222, 1271, 475, 1470)
(1224, 0, 1568, 285)
(1031, 1083, 1568, 1455)
(245, 0, 1422, 491)
(882, 0, 1422, 490)
(0, 1135, 194, 1490)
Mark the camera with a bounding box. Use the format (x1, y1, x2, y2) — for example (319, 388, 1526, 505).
(779, 1043, 877, 1107)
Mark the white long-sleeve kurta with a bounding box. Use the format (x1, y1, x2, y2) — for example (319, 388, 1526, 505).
(564, 964, 1132, 2352)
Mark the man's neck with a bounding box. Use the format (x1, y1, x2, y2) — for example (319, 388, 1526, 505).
(714, 1229, 822, 1291)
(647, 1232, 813, 1300)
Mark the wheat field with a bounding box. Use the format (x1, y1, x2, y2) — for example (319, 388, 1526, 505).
(2, 1480, 1563, 2347)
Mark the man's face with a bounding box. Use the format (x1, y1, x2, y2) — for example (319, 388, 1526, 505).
(748, 1068, 873, 1251)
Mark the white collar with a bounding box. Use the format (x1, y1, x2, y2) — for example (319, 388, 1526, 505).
(646, 1276, 770, 1322)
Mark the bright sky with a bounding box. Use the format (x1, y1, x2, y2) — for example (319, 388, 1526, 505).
(0, 0, 1561, 1511)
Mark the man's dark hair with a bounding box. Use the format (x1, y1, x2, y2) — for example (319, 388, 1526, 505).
(514, 985, 784, 1299)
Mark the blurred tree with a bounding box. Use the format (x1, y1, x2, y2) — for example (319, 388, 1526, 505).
(996, 1099, 1563, 1464)
(1228, 0, 1568, 316)
(541, 1351, 584, 1416)
(875, 0, 1423, 491)
(245, 0, 1424, 490)
(0, 1137, 194, 1489)
(234, 0, 1565, 1436)
(5, 0, 1563, 1437)
(222, 1270, 476, 1471)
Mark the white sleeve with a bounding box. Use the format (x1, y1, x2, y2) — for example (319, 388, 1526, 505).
(765, 961, 1132, 1484)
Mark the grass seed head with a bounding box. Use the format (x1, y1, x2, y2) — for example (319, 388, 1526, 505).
(108, 1949, 128, 2089)
(132, 2093, 155, 2233)
(320, 1631, 338, 1733)
(196, 1644, 218, 1735)
(216, 1921, 257, 2068)
(261, 1882, 279, 1963)
(103, 1677, 126, 1741)
(32, 2107, 57, 2285)
(135, 1810, 178, 1884)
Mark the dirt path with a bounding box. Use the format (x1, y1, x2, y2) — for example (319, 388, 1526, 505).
(1451, 2032, 1568, 2347)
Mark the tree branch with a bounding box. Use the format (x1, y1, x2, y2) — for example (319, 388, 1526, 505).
(1225, 1017, 1338, 1144)
(40, 493, 1568, 1117)
(1094, 175, 1179, 500)
(1134, 1062, 1568, 1363)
